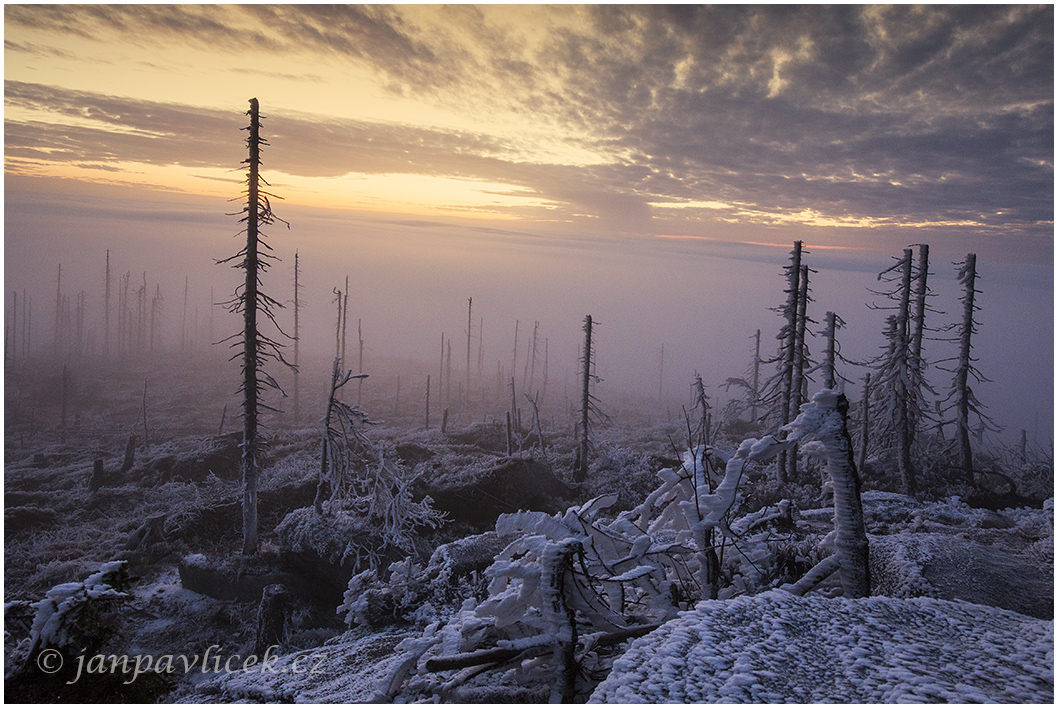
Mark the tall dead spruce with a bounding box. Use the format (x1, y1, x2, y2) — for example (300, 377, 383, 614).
(576, 315, 603, 482)
(219, 98, 291, 555)
(939, 254, 995, 484)
(868, 245, 933, 495)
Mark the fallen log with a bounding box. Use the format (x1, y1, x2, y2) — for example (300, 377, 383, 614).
(424, 622, 661, 672)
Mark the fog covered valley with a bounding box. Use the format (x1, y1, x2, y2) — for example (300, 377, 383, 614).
(4, 261, 1053, 702)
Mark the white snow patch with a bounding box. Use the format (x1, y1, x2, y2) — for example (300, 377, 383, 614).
(590, 591, 1053, 703)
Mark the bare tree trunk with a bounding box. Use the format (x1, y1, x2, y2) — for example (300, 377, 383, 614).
(10, 290, 16, 370)
(438, 332, 445, 410)
(791, 263, 810, 414)
(822, 311, 838, 389)
(507, 376, 517, 431)
(908, 244, 929, 443)
(242, 98, 263, 555)
(778, 242, 802, 481)
(658, 343, 664, 405)
(857, 373, 870, 475)
(910, 244, 929, 374)
(141, 376, 149, 447)
(477, 316, 484, 378)
(315, 358, 341, 514)
(53, 263, 62, 356)
(149, 284, 161, 353)
(511, 319, 519, 393)
(104, 250, 111, 356)
(332, 288, 342, 359)
(541, 337, 549, 409)
(895, 249, 915, 495)
(446, 340, 452, 411)
(357, 318, 364, 406)
(121, 434, 137, 473)
(577, 315, 593, 483)
(751, 328, 761, 422)
(954, 253, 978, 485)
(466, 297, 473, 410)
(182, 274, 189, 352)
(60, 363, 69, 436)
(424, 374, 431, 430)
(505, 410, 513, 456)
(788, 263, 810, 480)
(76, 290, 85, 357)
(341, 276, 349, 367)
(209, 284, 215, 354)
(293, 252, 300, 424)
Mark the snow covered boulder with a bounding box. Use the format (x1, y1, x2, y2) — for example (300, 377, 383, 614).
(590, 591, 1053, 703)
(869, 532, 1053, 619)
(419, 456, 572, 526)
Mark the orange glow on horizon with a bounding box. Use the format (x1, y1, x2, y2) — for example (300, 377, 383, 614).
(653, 234, 859, 251)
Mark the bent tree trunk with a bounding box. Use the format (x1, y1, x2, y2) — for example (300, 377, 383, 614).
(787, 389, 870, 598)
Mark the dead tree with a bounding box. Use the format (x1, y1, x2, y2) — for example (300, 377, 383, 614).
(446, 340, 452, 411)
(818, 311, 851, 391)
(104, 250, 111, 356)
(218, 98, 291, 555)
(292, 251, 301, 423)
(785, 390, 870, 598)
(759, 242, 803, 481)
(149, 284, 162, 353)
(511, 319, 519, 395)
(466, 298, 473, 409)
(576, 315, 600, 483)
(315, 357, 370, 513)
(424, 374, 431, 430)
(357, 318, 365, 406)
(857, 373, 870, 475)
(438, 332, 445, 410)
(869, 248, 921, 495)
(53, 263, 62, 356)
(938, 254, 996, 485)
(657, 343, 665, 405)
(341, 276, 349, 370)
(790, 263, 812, 414)
(333, 287, 343, 359)
(181, 274, 189, 352)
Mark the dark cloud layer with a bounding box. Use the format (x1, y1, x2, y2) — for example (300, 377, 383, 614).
(4, 4, 1053, 237)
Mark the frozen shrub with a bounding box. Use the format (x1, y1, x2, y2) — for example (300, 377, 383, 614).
(7, 561, 132, 679)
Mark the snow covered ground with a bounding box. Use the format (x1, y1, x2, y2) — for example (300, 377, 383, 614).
(591, 591, 1054, 703)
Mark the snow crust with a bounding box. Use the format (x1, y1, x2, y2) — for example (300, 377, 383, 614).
(590, 590, 1053, 703)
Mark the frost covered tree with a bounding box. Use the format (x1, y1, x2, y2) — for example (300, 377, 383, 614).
(867, 245, 934, 494)
(818, 311, 849, 391)
(760, 242, 813, 480)
(784, 390, 869, 598)
(937, 254, 996, 485)
(218, 98, 291, 555)
(315, 357, 371, 513)
(724, 329, 763, 425)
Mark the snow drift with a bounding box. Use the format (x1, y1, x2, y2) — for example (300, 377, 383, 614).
(590, 590, 1053, 703)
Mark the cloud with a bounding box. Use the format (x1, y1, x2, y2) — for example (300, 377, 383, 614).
(4, 5, 1052, 238)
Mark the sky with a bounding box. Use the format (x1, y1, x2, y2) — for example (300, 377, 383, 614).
(3, 4, 1054, 445)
